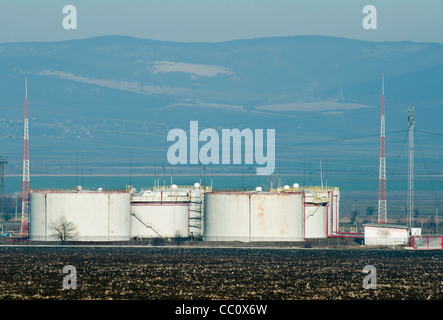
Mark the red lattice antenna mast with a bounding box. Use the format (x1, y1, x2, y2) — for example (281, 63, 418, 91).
(21, 77, 30, 237)
(378, 74, 387, 223)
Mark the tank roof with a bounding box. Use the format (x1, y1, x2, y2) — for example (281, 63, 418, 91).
(31, 188, 128, 194)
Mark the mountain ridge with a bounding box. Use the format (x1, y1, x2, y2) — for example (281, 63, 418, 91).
(1, 35, 442, 186)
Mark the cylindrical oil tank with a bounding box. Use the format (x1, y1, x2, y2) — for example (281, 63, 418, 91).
(131, 203, 189, 238)
(303, 188, 340, 238)
(30, 190, 131, 241)
(304, 203, 327, 238)
(204, 191, 304, 242)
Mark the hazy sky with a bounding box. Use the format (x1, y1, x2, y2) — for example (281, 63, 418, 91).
(0, 0, 442, 43)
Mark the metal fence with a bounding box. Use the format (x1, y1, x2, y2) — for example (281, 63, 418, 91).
(412, 236, 443, 249)
(339, 226, 363, 234)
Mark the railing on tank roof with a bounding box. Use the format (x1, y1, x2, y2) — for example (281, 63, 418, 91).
(208, 187, 249, 192)
(293, 186, 339, 191)
(31, 188, 128, 193)
(129, 184, 212, 197)
(269, 186, 338, 192)
(151, 185, 212, 191)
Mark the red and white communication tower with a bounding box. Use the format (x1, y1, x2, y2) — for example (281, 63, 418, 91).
(378, 74, 387, 224)
(21, 77, 30, 237)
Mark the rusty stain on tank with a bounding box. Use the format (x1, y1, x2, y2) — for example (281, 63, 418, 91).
(257, 198, 264, 223)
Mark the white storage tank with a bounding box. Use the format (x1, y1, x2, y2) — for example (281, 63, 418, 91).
(131, 201, 189, 238)
(130, 184, 207, 238)
(30, 189, 131, 241)
(304, 202, 327, 238)
(303, 187, 340, 238)
(204, 191, 304, 242)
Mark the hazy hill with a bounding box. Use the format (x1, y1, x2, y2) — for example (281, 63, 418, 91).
(1, 35, 442, 190)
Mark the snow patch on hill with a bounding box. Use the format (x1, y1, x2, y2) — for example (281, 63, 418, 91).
(149, 61, 233, 78)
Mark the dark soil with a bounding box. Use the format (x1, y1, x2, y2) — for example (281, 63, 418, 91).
(0, 246, 442, 300)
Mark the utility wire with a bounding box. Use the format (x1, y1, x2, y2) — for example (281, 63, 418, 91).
(387, 130, 408, 192)
(416, 129, 443, 137)
(415, 132, 440, 207)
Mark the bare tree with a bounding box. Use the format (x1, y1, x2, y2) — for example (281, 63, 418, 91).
(49, 216, 78, 241)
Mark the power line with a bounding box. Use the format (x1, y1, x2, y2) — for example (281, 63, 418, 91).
(415, 132, 440, 208)
(416, 129, 443, 137)
(387, 130, 408, 192)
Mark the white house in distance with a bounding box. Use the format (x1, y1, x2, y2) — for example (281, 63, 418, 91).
(363, 223, 411, 246)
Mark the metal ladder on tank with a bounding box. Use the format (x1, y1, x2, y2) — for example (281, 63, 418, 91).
(131, 213, 164, 238)
(305, 204, 322, 220)
(188, 192, 204, 238)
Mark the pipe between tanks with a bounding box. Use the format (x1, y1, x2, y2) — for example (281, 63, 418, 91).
(328, 234, 364, 238)
(325, 193, 363, 238)
(303, 194, 305, 240)
(328, 191, 331, 236)
(326, 202, 329, 237)
(248, 194, 251, 242)
(328, 228, 363, 238)
(130, 192, 132, 242)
